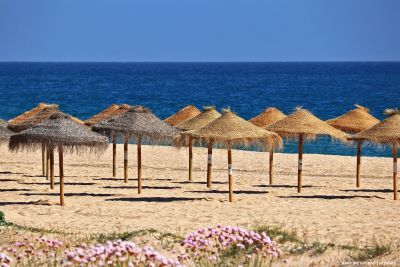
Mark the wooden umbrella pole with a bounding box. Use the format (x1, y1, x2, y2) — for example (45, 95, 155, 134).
(356, 142, 361, 188)
(50, 148, 55, 190)
(46, 148, 50, 180)
(269, 149, 274, 185)
(207, 141, 213, 188)
(228, 145, 233, 202)
(42, 145, 46, 176)
(58, 146, 64, 206)
(393, 143, 398, 200)
(124, 139, 128, 183)
(298, 133, 304, 193)
(137, 137, 142, 194)
(112, 135, 117, 177)
(188, 137, 193, 181)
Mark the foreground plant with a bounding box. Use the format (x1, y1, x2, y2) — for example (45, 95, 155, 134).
(178, 225, 280, 266)
(0, 224, 280, 267)
(0, 236, 182, 267)
(64, 240, 183, 267)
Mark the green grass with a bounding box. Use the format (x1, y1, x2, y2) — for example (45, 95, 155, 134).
(0, 210, 397, 266)
(349, 242, 392, 261)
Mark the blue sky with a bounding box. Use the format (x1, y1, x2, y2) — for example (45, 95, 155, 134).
(0, 0, 399, 62)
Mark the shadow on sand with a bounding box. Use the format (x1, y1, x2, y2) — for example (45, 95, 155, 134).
(19, 182, 96, 186)
(106, 196, 205, 203)
(0, 178, 19, 182)
(173, 181, 226, 185)
(186, 189, 267, 195)
(340, 189, 393, 193)
(94, 177, 173, 182)
(102, 185, 181, 190)
(20, 192, 117, 197)
(255, 184, 323, 189)
(0, 188, 32, 192)
(279, 195, 385, 200)
(0, 201, 52, 206)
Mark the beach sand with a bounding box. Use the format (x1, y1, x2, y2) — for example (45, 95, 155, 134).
(0, 143, 399, 246)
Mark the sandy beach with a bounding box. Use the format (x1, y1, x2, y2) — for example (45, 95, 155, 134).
(0, 143, 399, 246)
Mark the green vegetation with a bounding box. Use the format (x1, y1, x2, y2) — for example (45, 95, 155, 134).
(0, 211, 397, 266)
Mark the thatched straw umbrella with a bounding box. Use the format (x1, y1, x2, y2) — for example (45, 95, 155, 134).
(8, 103, 58, 128)
(0, 125, 13, 171)
(8, 104, 84, 178)
(177, 107, 221, 183)
(9, 112, 108, 205)
(0, 119, 8, 127)
(267, 108, 348, 193)
(85, 104, 131, 177)
(349, 108, 400, 200)
(0, 125, 13, 143)
(249, 107, 287, 185)
(176, 109, 282, 202)
(93, 106, 179, 193)
(8, 103, 59, 176)
(327, 105, 379, 187)
(164, 105, 201, 126)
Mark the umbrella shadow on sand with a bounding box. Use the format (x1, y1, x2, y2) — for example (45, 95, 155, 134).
(173, 181, 225, 185)
(255, 184, 323, 189)
(20, 192, 118, 197)
(0, 188, 32, 192)
(106, 196, 206, 203)
(0, 171, 24, 175)
(279, 195, 385, 200)
(340, 189, 393, 194)
(186, 190, 268, 195)
(102, 185, 181, 190)
(0, 178, 19, 182)
(94, 177, 173, 182)
(0, 200, 55, 206)
(19, 182, 96, 186)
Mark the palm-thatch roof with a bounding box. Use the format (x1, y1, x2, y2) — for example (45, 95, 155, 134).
(249, 107, 286, 128)
(8, 103, 58, 126)
(327, 105, 380, 134)
(177, 106, 221, 131)
(0, 125, 13, 144)
(92, 106, 179, 142)
(8, 105, 84, 133)
(266, 107, 348, 140)
(84, 104, 132, 127)
(9, 112, 108, 153)
(349, 110, 400, 144)
(176, 109, 282, 151)
(164, 105, 201, 126)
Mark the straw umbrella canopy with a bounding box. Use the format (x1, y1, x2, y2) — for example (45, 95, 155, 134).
(349, 109, 400, 200)
(327, 105, 380, 187)
(8, 104, 84, 178)
(164, 105, 201, 126)
(176, 109, 282, 202)
(85, 104, 131, 177)
(249, 107, 286, 128)
(93, 106, 179, 193)
(9, 112, 108, 205)
(8, 103, 60, 177)
(0, 125, 13, 143)
(176, 107, 221, 183)
(249, 107, 287, 185)
(0, 119, 8, 128)
(267, 107, 348, 193)
(8, 103, 58, 130)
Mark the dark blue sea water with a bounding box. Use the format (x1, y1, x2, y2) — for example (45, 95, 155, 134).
(0, 62, 399, 157)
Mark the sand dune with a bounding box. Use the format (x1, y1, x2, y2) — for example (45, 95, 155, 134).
(0, 144, 399, 246)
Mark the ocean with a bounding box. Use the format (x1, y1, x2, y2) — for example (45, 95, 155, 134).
(0, 62, 399, 157)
